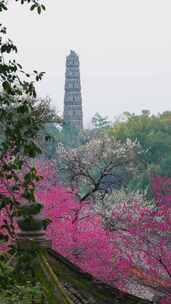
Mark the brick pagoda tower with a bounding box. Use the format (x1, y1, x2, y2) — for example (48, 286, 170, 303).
(63, 50, 83, 129)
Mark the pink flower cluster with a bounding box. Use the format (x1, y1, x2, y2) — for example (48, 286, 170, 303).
(1, 162, 171, 303)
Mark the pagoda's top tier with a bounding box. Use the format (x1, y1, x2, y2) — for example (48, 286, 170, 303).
(66, 50, 79, 67)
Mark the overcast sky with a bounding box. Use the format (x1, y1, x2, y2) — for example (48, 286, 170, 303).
(2, 0, 171, 126)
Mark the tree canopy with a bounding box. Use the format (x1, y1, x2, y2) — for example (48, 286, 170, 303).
(110, 111, 171, 194)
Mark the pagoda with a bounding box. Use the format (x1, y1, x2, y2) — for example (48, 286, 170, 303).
(64, 50, 83, 129)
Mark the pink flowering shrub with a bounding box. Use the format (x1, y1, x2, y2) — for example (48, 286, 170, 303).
(38, 173, 171, 303)
(152, 175, 171, 206)
(1, 161, 171, 303)
(38, 186, 118, 283)
(40, 188, 171, 289)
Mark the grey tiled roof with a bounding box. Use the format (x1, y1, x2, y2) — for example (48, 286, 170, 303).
(48, 248, 153, 304)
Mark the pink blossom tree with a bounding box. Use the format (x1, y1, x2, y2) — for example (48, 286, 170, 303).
(2, 158, 171, 303)
(37, 170, 171, 303)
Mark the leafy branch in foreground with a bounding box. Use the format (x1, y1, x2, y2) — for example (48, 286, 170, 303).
(0, 0, 47, 243)
(0, 0, 46, 14)
(0, 254, 43, 303)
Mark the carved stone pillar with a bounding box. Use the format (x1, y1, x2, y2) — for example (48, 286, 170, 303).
(16, 201, 51, 249)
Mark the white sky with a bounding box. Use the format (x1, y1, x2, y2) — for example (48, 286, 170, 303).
(2, 0, 171, 126)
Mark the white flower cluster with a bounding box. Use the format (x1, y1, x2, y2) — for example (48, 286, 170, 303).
(57, 135, 138, 203)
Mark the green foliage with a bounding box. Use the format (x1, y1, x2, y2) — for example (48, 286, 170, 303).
(110, 110, 171, 194)
(39, 122, 90, 160)
(0, 281, 43, 304)
(0, 254, 43, 304)
(0, 1, 59, 303)
(62, 122, 88, 148)
(92, 112, 111, 129)
(0, 0, 49, 242)
(38, 122, 62, 159)
(0, 0, 46, 15)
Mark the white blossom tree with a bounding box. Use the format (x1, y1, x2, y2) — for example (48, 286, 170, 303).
(57, 135, 137, 205)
